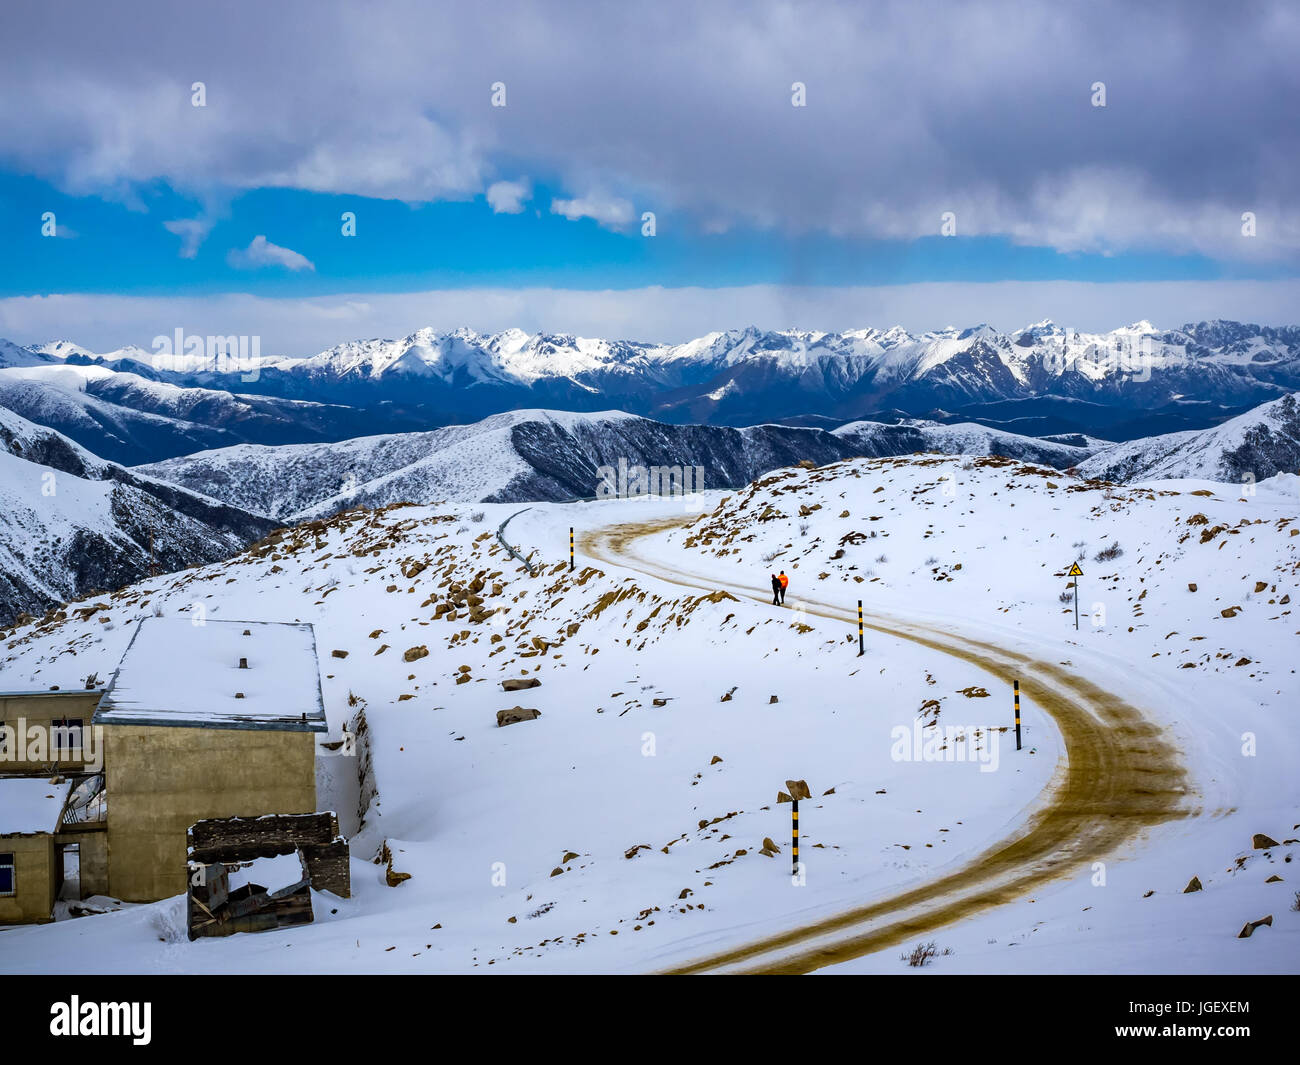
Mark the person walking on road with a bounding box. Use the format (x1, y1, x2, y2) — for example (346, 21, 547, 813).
(777, 570, 788, 605)
(770, 572, 782, 605)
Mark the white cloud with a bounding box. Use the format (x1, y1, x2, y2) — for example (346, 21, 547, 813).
(226, 235, 315, 272)
(164, 217, 213, 258)
(486, 179, 531, 214)
(1, 2, 1296, 259)
(2, 280, 1298, 356)
(550, 193, 635, 230)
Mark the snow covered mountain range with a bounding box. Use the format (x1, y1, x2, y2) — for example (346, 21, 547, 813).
(4, 319, 1298, 461)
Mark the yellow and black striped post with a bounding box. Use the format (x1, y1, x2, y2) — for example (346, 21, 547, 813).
(1014, 679, 1022, 751)
(791, 799, 799, 875)
(857, 599, 864, 656)
(569, 526, 574, 571)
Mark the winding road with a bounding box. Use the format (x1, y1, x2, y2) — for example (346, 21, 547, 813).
(582, 515, 1191, 975)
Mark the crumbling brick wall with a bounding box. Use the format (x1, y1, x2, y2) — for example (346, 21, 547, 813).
(188, 812, 350, 898)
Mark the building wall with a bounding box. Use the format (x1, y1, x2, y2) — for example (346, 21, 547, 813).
(54, 827, 110, 899)
(103, 725, 317, 902)
(0, 833, 56, 924)
(0, 692, 104, 775)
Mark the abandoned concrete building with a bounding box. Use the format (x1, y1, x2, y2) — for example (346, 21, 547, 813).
(1, 617, 346, 926)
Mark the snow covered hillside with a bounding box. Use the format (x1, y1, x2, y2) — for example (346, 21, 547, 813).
(134, 409, 1109, 522)
(623, 455, 1298, 971)
(133, 410, 866, 519)
(0, 452, 1294, 973)
(0, 407, 275, 624)
(1077, 392, 1300, 484)
(0, 361, 388, 466)
(834, 418, 1094, 468)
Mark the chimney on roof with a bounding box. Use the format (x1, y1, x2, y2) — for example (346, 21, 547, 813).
(239, 657, 248, 669)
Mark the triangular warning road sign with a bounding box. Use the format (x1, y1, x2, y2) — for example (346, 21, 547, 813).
(1067, 561, 1084, 576)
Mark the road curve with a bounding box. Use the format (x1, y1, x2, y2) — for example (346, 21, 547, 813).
(582, 515, 1191, 975)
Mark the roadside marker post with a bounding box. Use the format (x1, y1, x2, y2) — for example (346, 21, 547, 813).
(569, 527, 575, 572)
(780, 779, 812, 877)
(1014, 679, 1022, 751)
(857, 600, 864, 656)
(1068, 561, 1083, 630)
(791, 800, 799, 875)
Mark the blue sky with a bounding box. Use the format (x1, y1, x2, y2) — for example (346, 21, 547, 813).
(0, 0, 1296, 350)
(4, 171, 1285, 302)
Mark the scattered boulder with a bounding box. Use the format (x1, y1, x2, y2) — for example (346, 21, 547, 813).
(1255, 581, 1268, 593)
(403, 645, 429, 662)
(769, 695, 779, 704)
(1183, 876, 1203, 893)
(562, 851, 578, 863)
(710, 755, 723, 765)
(1237, 914, 1273, 938)
(1265, 875, 1283, 883)
(497, 706, 541, 727)
(785, 779, 812, 801)
(1252, 832, 1280, 849)
(331, 649, 349, 659)
(760, 837, 781, 857)
(502, 677, 541, 691)
(1220, 606, 1241, 618)
(652, 697, 668, 707)
(624, 844, 649, 860)
(1187, 582, 1197, 592)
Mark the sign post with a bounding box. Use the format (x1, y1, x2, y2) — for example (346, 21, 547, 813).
(569, 527, 575, 572)
(857, 600, 864, 656)
(1067, 561, 1083, 631)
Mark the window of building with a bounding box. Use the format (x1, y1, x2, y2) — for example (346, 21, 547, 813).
(0, 853, 14, 897)
(53, 718, 83, 756)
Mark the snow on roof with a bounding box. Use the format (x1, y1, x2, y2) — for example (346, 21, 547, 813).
(95, 618, 326, 732)
(0, 776, 69, 835)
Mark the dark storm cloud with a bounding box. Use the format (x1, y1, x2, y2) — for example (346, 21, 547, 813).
(1, 0, 1296, 255)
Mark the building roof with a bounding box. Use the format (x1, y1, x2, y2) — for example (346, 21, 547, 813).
(94, 618, 327, 733)
(0, 689, 104, 702)
(0, 776, 69, 835)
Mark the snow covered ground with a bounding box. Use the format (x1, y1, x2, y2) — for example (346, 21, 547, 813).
(0, 454, 1295, 973)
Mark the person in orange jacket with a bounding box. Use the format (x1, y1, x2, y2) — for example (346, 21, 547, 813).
(777, 570, 788, 604)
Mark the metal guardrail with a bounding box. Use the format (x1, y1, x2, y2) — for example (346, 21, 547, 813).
(496, 507, 539, 576)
